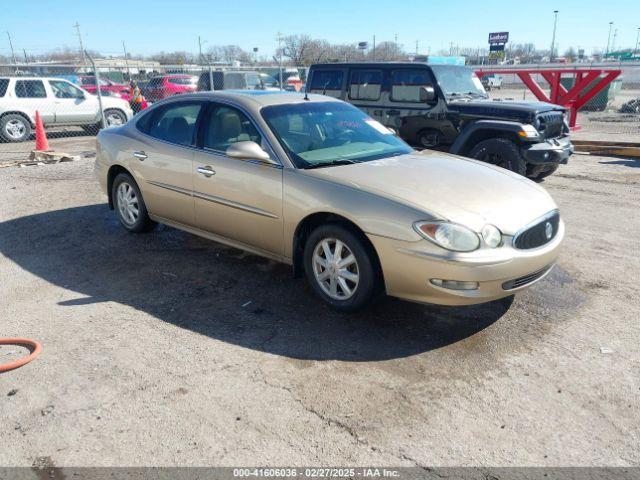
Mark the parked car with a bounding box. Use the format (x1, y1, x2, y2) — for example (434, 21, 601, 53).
(78, 76, 129, 96)
(145, 74, 197, 102)
(0, 76, 133, 142)
(480, 73, 503, 90)
(307, 62, 573, 180)
(95, 91, 563, 311)
(197, 71, 280, 91)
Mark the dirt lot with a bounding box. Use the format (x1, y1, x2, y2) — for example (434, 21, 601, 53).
(0, 150, 639, 467)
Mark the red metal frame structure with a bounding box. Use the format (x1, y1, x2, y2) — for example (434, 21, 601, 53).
(476, 68, 622, 129)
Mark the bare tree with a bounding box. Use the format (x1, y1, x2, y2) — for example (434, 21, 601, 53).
(367, 41, 405, 61)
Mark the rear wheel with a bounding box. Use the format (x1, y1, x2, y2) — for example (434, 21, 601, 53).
(304, 224, 381, 312)
(468, 138, 527, 176)
(104, 109, 127, 127)
(111, 173, 156, 233)
(417, 129, 441, 148)
(0, 113, 31, 142)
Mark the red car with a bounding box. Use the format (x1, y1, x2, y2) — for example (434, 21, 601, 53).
(144, 74, 198, 101)
(78, 76, 129, 96)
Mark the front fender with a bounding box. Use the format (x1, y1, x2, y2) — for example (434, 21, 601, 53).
(450, 119, 528, 155)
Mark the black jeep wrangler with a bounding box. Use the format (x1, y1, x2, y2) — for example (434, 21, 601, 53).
(307, 62, 573, 180)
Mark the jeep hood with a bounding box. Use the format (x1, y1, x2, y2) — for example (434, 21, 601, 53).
(304, 150, 557, 235)
(449, 99, 565, 123)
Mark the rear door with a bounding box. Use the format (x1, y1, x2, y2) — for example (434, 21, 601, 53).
(129, 100, 205, 226)
(13, 79, 55, 124)
(346, 68, 384, 123)
(48, 79, 98, 124)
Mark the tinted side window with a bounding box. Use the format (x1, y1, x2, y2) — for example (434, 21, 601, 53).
(203, 105, 261, 152)
(145, 103, 203, 146)
(349, 69, 382, 101)
(15, 80, 47, 98)
(309, 70, 343, 90)
(0, 79, 9, 97)
(391, 69, 431, 103)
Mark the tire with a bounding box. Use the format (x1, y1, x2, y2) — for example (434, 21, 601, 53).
(531, 165, 559, 182)
(416, 129, 441, 148)
(468, 138, 527, 176)
(0, 113, 32, 142)
(104, 109, 127, 127)
(111, 173, 156, 233)
(303, 224, 381, 312)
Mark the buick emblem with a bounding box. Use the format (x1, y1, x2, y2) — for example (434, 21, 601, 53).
(544, 221, 553, 240)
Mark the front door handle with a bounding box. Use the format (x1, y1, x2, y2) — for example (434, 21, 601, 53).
(197, 166, 216, 177)
(386, 109, 401, 115)
(133, 151, 147, 161)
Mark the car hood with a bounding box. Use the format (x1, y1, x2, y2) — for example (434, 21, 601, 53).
(303, 150, 557, 235)
(101, 96, 131, 110)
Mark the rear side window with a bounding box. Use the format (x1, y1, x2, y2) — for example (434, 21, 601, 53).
(310, 70, 343, 90)
(15, 80, 47, 98)
(391, 69, 431, 103)
(0, 79, 9, 97)
(168, 76, 196, 85)
(142, 102, 203, 147)
(349, 69, 382, 101)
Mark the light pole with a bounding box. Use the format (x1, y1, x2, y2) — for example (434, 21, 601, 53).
(605, 22, 613, 58)
(635, 27, 640, 56)
(550, 10, 559, 62)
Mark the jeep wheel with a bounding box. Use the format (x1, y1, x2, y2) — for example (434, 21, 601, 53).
(0, 114, 32, 143)
(530, 165, 559, 182)
(417, 129, 441, 148)
(468, 138, 527, 176)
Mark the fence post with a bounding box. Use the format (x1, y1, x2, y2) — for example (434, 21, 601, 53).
(85, 51, 106, 129)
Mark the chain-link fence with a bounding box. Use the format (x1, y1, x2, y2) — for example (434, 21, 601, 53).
(1, 61, 639, 165)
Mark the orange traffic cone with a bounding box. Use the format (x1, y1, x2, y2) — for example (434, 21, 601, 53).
(34, 111, 50, 151)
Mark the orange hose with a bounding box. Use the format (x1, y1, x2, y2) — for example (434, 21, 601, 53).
(0, 338, 42, 373)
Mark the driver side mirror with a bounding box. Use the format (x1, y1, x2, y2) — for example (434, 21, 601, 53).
(419, 85, 436, 103)
(226, 141, 276, 164)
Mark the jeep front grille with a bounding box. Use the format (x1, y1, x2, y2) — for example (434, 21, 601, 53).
(537, 111, 564, 139)
(513, 211, 560, 249)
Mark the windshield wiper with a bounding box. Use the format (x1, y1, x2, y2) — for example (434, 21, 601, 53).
(305, 159, 359, 169)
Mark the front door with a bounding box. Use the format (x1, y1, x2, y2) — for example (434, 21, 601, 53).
(128, 101, 204, 226)
(193, 103, 283, 256)
(47, 79, 98, 124)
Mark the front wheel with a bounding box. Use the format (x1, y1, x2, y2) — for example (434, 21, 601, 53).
(303, 225, 381, 312)
(104, 109, 127, 127)
(468, 138, 527, 176)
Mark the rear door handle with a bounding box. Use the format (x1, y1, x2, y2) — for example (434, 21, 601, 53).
(197, 166, 216, 177)
(133, 151, 147, 160)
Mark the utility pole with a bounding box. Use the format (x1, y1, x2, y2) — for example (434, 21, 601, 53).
(394, 33, 398, 44)
(198, 35, 204, 63)
(23, 49, 28, 64)
(415, 40, 419, 56)
(6, 32, 17, 66)
(550, 10, 559, 62)
(73, 22, 86, 66)
(372, 35, 376, 61)
(635, 27, 640, 56)
(277, 32, 283, 90)
(612, 28, 618, 53)
(122, 41, 130, 78)
(605, 22, 614, 58)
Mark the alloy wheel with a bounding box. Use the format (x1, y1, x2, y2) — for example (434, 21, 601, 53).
(312, 238, 359, 300)
(5, 119, 26, 140)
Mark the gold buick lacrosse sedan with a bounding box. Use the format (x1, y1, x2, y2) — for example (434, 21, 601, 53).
(95, 91, 563, 311)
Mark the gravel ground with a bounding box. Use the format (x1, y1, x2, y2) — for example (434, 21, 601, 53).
(0, 152, 638, 467)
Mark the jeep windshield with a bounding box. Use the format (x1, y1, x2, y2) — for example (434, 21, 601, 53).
(431, 65, 488, 100)
(262, 101, 412, 169)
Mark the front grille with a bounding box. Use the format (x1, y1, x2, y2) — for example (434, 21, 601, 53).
(514, 211, 560, 249)
(537, 111, 564, 139)
(502, 265, 553, 290)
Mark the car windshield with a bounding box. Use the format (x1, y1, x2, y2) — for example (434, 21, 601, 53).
(430, 65, 488, 99)
(262, 101, 413, 169)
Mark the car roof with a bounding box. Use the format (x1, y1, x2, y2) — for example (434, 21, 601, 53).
(161, 90, 341, 109)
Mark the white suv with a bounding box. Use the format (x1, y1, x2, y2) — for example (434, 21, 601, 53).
(0, 76, 134, 142)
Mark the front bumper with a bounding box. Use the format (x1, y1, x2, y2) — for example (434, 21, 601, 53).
(368, 220, 564, 306)
(521, 136, 573, 165)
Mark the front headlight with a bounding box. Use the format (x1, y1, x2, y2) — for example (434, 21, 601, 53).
(414, 221, 480, 252)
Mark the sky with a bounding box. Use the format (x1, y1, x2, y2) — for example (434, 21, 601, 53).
(1, 0, 639, 59)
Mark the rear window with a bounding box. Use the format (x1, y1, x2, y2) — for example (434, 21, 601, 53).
(349, 69, 383, 101)
(15, 80, 47, 98)
(309, 70, 343, 90)
(0, 79, 9, 97)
